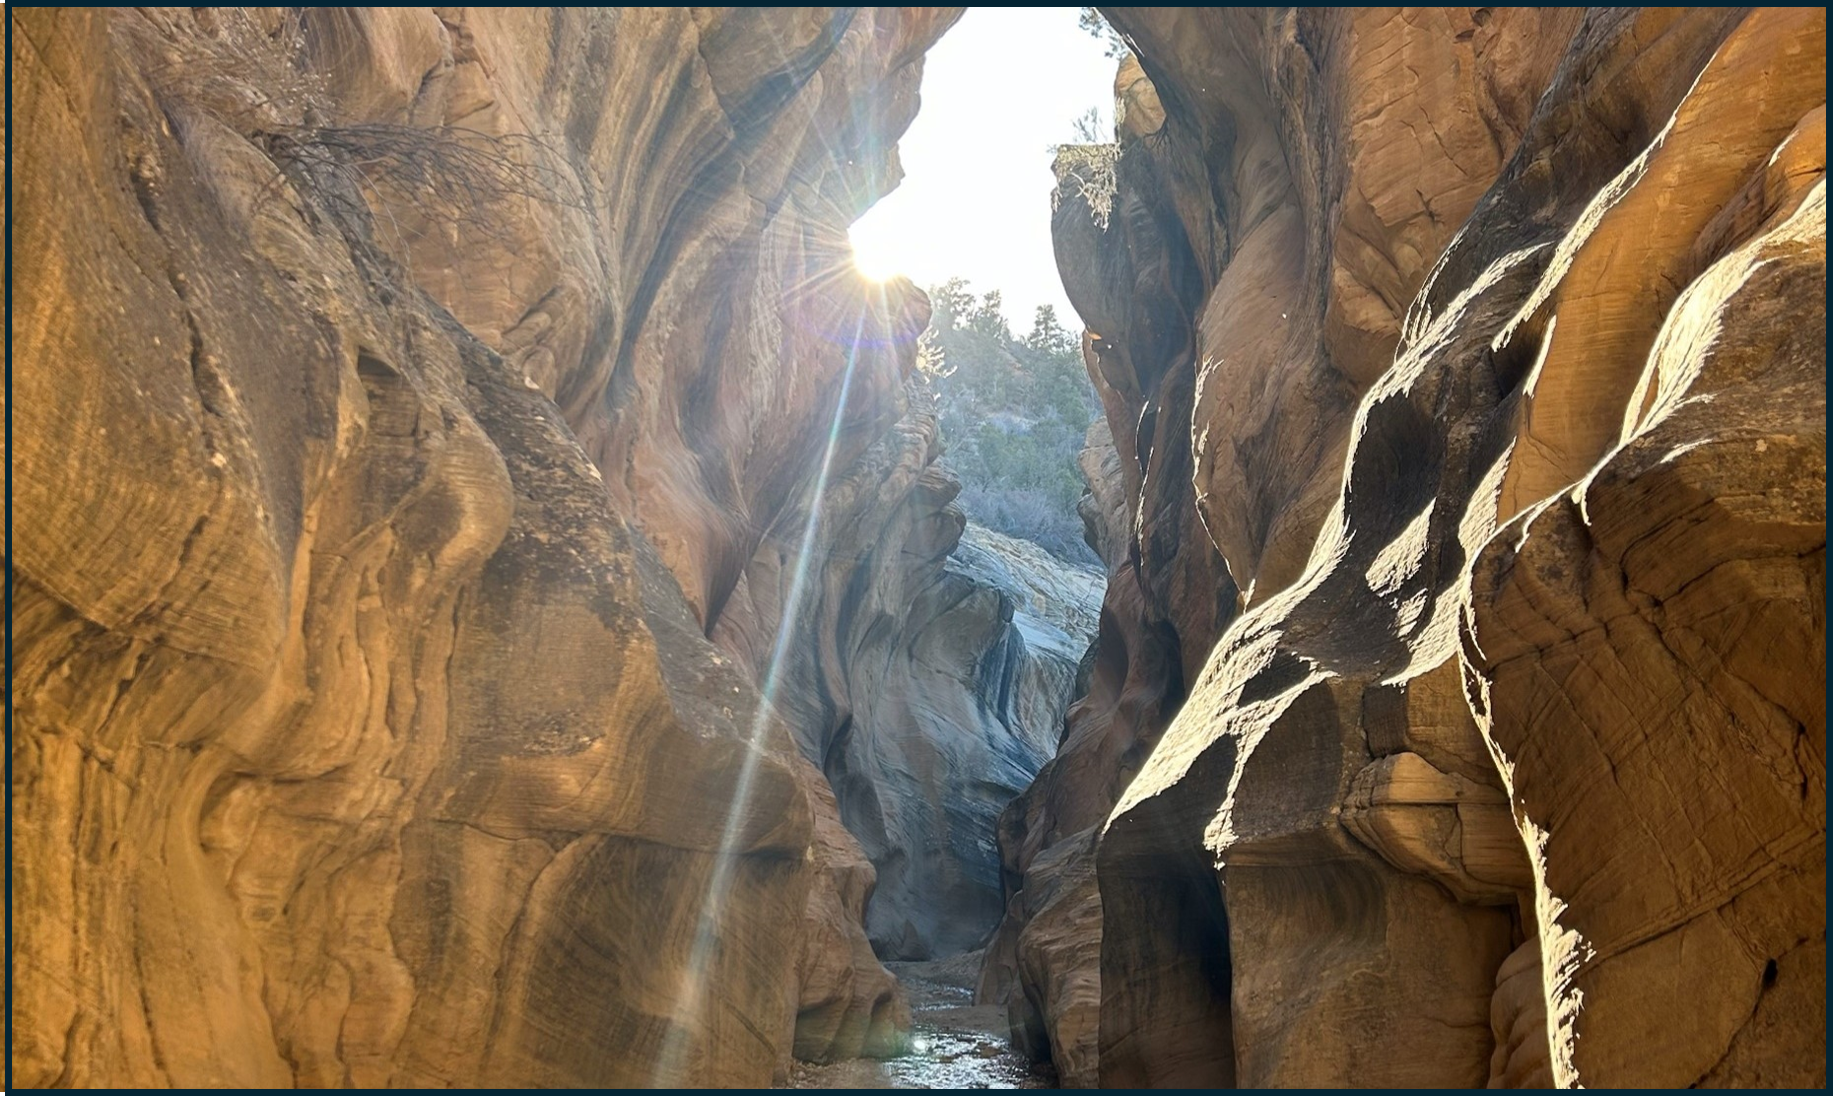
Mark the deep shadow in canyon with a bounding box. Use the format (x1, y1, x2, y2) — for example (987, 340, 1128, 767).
(9, 5, 1826, 1091)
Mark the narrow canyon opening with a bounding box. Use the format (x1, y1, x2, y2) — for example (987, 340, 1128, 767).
(784, 11, 1123, 1085)
(11, 5, 1825, 1093)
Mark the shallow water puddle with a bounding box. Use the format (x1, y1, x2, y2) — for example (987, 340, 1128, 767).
(784, 976, 1052, 1090)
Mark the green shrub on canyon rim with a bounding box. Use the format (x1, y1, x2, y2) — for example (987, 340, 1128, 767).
(919, 279, 1102, 566)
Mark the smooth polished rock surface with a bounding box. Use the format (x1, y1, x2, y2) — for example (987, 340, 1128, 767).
(993, 6, 1824, 1090)
(11, 6, 962, 1086)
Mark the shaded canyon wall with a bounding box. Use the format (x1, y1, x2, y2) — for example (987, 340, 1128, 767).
(724, 459, 1104, 960)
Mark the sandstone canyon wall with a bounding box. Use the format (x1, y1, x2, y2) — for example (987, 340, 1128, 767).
(12, 6, 977, 1087)
(991, 6, 1824, 1089)
(15, 6, 1823, 1091)
(735, 480, 1102, 960)
(718, 385, 1104, 962)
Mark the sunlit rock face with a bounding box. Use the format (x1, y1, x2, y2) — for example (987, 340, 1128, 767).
(12, 6, 961, 1087)
(995, 6, 1825, 1089)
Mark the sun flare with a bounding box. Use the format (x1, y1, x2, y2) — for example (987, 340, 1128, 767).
(848, 206, 918, 282)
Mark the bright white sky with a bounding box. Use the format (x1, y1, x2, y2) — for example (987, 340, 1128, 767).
(849, 7, 1116, 332)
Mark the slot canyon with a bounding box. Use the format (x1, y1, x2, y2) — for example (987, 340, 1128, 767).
(8, 6, 1825, 1090)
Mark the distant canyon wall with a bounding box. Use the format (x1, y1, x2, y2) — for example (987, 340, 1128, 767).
(992, 6, 1824, 1089)
(729, 441, 1104, 960)
(12, 7, 977, 1087)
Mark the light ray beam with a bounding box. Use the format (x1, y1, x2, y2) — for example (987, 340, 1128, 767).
(652, 312, 870, 1087)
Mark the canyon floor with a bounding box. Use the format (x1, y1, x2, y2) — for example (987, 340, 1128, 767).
(784, 954, 1053, 1090)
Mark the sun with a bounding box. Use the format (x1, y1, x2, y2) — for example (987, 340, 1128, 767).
(848, 204, 917, 282)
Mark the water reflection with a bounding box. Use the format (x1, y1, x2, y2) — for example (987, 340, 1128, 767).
(785, 976, 1053, 1090)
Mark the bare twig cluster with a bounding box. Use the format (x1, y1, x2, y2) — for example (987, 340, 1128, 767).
(130, 6, 589, 254)
(129, 7, 330, 132)
(1051, 142, 1121, 231)
(264, 123, 588, 236)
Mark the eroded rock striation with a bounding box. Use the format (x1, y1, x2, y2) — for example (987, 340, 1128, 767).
(993, 6, 1824, 1089)
(719, 402, 1103, 961)
(13, 6, 963, 1087)
(16, 5, 1822, 1090)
